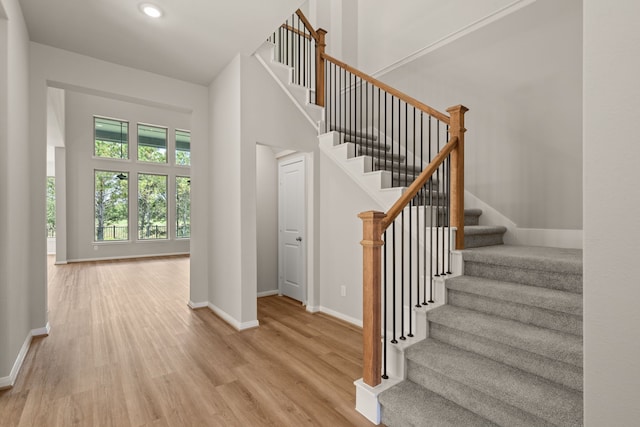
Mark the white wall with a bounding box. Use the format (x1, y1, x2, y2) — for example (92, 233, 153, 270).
(318, 151, 383, 324)
(357, 0, 523, 74)
(0, 0, 32, 382)
(583, 0, 640, 424)
(29, 42, 210, 330)
(256, 145, 279, 295)
(208, 55, 243, 323)
(207, 53, 317, 327)
(63, 90, 191, 262)
(379, 0, 582, 230)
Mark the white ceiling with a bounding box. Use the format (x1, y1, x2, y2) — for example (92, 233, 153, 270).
(19, 0, 304, 86)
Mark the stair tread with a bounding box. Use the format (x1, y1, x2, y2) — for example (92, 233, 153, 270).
(464, 208, 483, 217)
(464, 225, 507, 235)
(427, 305, 582, 367)
(407, 338, 583, 427)
(380, 381, 498, 427)
(446, 275, 582, 316)
(462, 245, 582, 275)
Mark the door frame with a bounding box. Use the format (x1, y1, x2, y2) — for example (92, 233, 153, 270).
(278, 154, 307, 304)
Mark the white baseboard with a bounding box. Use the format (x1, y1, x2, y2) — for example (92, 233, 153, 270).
(66, 252, 189, 263)
(318, 306, 363, 328)
(207, 303, 260, 331)
(0, 334, 31, 390)
(257, 290, 279, 298)
(31, 322, 51, 337)
(512, 228, 583, 249)
(306, 305, 320, 313)
(188, 300, 208, 310)
(54, 261, 68, 265)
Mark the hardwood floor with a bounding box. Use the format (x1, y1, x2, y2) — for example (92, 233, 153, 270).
(0, 256, 375, 426)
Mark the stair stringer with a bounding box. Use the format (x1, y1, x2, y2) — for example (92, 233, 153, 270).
(254, 41, 324, 132)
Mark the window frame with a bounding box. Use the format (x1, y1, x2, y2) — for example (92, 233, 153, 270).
(137, 123, 169, 164)
(137, 172, 169, 241)
(175, 128, 191, 167)
(94, 169, 130, 243)
(93, 116, 130, 161)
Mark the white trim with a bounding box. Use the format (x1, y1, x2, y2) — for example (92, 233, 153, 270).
(306, 305, 320, 313)
(354, 377, 403, 425)
(31, 322, 51, 337)
(513, 228, 583, 249)
(274, 149, 297, 159)
(188, 300, 208, 309)
(371, 0, 538, 79)
(0, 334, 32, 390)
(66, 252, 189, 263)
(54, 261, 68, 265)
(465, 189, 583, 249)
(207, 303, 260, 331)
(254, 46, 319, 131)
(319, 306, 362, 328)
(257, 290, 279, 298)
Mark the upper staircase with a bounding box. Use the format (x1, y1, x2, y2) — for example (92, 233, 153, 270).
(256, 10, 583, 426)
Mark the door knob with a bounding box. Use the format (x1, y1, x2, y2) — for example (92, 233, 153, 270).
(296, 237, 302, 242)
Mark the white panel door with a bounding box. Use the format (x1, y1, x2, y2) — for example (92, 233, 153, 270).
(278, 156, 306, 303)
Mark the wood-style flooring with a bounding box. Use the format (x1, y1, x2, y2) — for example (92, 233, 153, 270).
(0, 256, 375, 426)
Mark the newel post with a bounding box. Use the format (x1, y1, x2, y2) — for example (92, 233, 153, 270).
(316, 29, 327, 107)
(447, 105, 469, 250)
(359, 210, 386, 387)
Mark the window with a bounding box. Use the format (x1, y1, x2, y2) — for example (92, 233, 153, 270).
(94, 117, 129, 159)
(95, 171, 129, 241)
(138, 124, 167, 163)
(175, 129, 191, 166)
(46, 177, 56, 238)
(138, 173, 168, 239)
(176, 176, 191, 238)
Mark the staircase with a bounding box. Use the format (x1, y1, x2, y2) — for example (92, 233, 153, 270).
(256, 11, 583, 427)
(379, 239, 584, 426)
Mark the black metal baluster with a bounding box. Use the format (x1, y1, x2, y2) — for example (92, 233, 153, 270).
(428, 117, 435, 304)
(391, 96, 394, 185)
(447, 127, 452, 273)
(434, 120, 441, 278)
(400, 211, 406, 341)
(383, 230, 388, 379)
(415, 108, 421, 309)
(422, 113, 428, 306)
(391, 221, 397, 344)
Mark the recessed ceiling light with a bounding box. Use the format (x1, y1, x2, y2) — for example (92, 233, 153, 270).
(140, 3, 163, 18)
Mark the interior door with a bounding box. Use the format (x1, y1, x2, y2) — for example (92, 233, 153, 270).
(278, 156, 306, 303)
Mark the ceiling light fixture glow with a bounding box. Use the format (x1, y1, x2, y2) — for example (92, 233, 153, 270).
(140, 3, 163, 18)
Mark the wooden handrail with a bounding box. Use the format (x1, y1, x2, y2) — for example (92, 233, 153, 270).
(321, 53, 450, 124)
(295, 9, 319, 40)
(381, 136, 459, 230)
(281, 24, 313, 40)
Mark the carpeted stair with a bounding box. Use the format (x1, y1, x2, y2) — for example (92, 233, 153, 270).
(379, 212, 583, 426)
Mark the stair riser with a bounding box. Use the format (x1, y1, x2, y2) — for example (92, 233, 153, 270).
(358, 147, 404, 162)
(407, 362, 557, 427)
(447, 290, 583, 336)
(464, 215, 480, 226)
(464, 262, 582, 294)
(380, 408, 412, 427)
(429, 323, 583, 392)
(427, 307, 583, 368)
(464, 233, 504, 248)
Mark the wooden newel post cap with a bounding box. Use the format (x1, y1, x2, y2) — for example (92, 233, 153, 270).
(358, 211, 386, 247)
